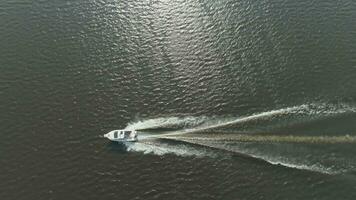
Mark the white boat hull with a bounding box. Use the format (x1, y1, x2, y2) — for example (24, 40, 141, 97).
(104, 129, 138, 142)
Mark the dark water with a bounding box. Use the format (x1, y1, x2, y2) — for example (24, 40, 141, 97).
(1, 0, 356, 199)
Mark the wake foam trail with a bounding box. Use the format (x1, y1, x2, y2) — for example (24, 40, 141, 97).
(125, 116, 207, 131)
(167, 137, 337, 174)
(160, 134, 356, 144)
(177, 103, 356, 134)
(125, 103, 356, 136)
(124, 139, 217, 158)
(162, 134, 356, 174)
(120, 103, 356, 173)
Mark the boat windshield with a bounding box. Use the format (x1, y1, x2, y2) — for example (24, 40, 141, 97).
(124, 131, 132, 138)
(114, 131, 118, 138)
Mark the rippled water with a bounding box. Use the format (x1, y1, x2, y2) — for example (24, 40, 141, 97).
(1, 0, 356, 199)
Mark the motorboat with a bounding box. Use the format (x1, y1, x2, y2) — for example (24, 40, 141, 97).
(104, 129, 138, 142)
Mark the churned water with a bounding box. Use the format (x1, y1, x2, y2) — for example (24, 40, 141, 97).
(1, 0, 356, 199)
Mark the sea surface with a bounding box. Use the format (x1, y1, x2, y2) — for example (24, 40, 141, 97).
(1, 0, 356, 199)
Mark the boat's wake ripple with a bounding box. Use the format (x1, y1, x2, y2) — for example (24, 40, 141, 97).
(127, 103, 356, 134)
(122, 103, 356, 174)
(124, 139, 217, 158)
(126, 116, 207, 131)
